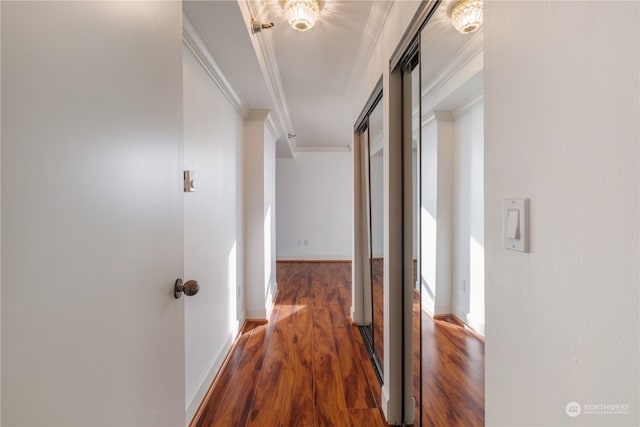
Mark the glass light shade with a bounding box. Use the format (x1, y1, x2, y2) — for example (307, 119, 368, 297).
(284, 0, 319, 32)
(451, 0, 483, 34)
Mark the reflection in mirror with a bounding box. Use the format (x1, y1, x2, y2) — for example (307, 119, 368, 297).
(357, 92, 384, 382)
(418, 1, 485, 424)
(409, 63, 421, 424)
(367, 100, 384, 373)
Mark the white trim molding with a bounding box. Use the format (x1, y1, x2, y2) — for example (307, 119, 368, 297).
(347, 0, 394, 99)
(294, 145, 353, 153)
(265, 114, 278, 142)
(184, 3, 294, 158)
(423, 113, 437, 130)
(421, 31, 483, 102)
(237, 1, 294, 150)
(452, 94, 484, 120)
(433, 111, 454, 123)
(245, 109, 270, 122)
(183, 11, 248, 117)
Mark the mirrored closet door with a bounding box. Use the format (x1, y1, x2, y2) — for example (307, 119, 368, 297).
(354, 87, 384, 382)
(368, 99, 384, 376)
(416, 1, 486, 424)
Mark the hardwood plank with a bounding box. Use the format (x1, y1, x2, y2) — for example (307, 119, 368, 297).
(371, 257, 384, 364)
(193, 323, 255, 426)
(348, 408, 387, 427)
(312, 308, 350, 426)
(295, 264, 314, 300)
(328, 302, 350, 328)
(280, 303, 316, 426)
(246, 305, 293, 427)
(412, 290, 421, 425)
(193, 261, 484, 427)
(332, 324, 377, 409)
(351, 324, 384, 410)
(311, 273, 329, 309)
(420, 311, 485, 426)
(205, 318, 274, 427)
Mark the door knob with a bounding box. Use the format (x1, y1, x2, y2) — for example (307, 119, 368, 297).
(174, 279, 200, 299)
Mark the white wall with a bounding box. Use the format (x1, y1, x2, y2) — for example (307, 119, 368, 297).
(244, 113, 277, 319)
(276, 151, 353, 260)
(2, 2, 186, 425)
(264, 127, 277, 310)
(420, 113, 454, 316)
(421, 121, 437, 314)
(182, 46, 244, 422)
(452, 102, 484, 334)
(485, 1, 639, 425)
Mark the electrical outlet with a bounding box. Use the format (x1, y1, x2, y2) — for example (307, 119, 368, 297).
(297, 239, 302, 246)
(461, 280, 467, 292)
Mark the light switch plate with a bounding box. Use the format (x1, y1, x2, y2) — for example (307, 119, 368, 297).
(503, 198, 528, 252)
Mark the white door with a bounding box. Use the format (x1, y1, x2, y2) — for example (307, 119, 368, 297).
(2, 2, 186, 425)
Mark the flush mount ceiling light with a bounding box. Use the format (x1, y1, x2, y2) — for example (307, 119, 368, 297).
(284, 0, 319, 32)
(450, 0, 483, 34)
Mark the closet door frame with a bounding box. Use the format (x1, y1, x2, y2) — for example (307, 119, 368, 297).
(388, 1, 439, 424)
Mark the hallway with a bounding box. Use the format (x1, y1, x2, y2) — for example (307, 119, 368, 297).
(193, 262, 485, 426)
(193, 262, 387, 426)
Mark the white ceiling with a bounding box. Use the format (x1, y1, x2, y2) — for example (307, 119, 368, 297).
(184, 0, 392, 156)
(420, 1, 484, 114)
(184, 1, 482, 157)
(184, 1, 273, 111)
(264, 0, 379, 149)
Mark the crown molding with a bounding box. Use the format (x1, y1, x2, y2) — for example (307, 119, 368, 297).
(423, 113, 436, 130)
(183, 10, 249, 118)
(433, 111, 454, 123)
(422, 110, 454, 130)
(265, 113, 279, 140)
(245, 110, 270, 121)
(237, 1, 293, 148)
(294, 145, 352, 153)
(346, 1, 394, 99)
(452, 94, 484, 120)
(246, 110, 279, 144)
(421, 31, 483, 103)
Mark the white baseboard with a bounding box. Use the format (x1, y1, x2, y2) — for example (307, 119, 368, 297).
(463, 312, 485, 337)
(245, 307, 267, 320)
(434, 303, 451, 315)
(186, 332, 235, 423)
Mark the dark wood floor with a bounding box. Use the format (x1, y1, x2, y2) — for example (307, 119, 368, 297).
(194, 262, 388, 427)
(193, 262, 484, 426)
(419, 310, 485, 426)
